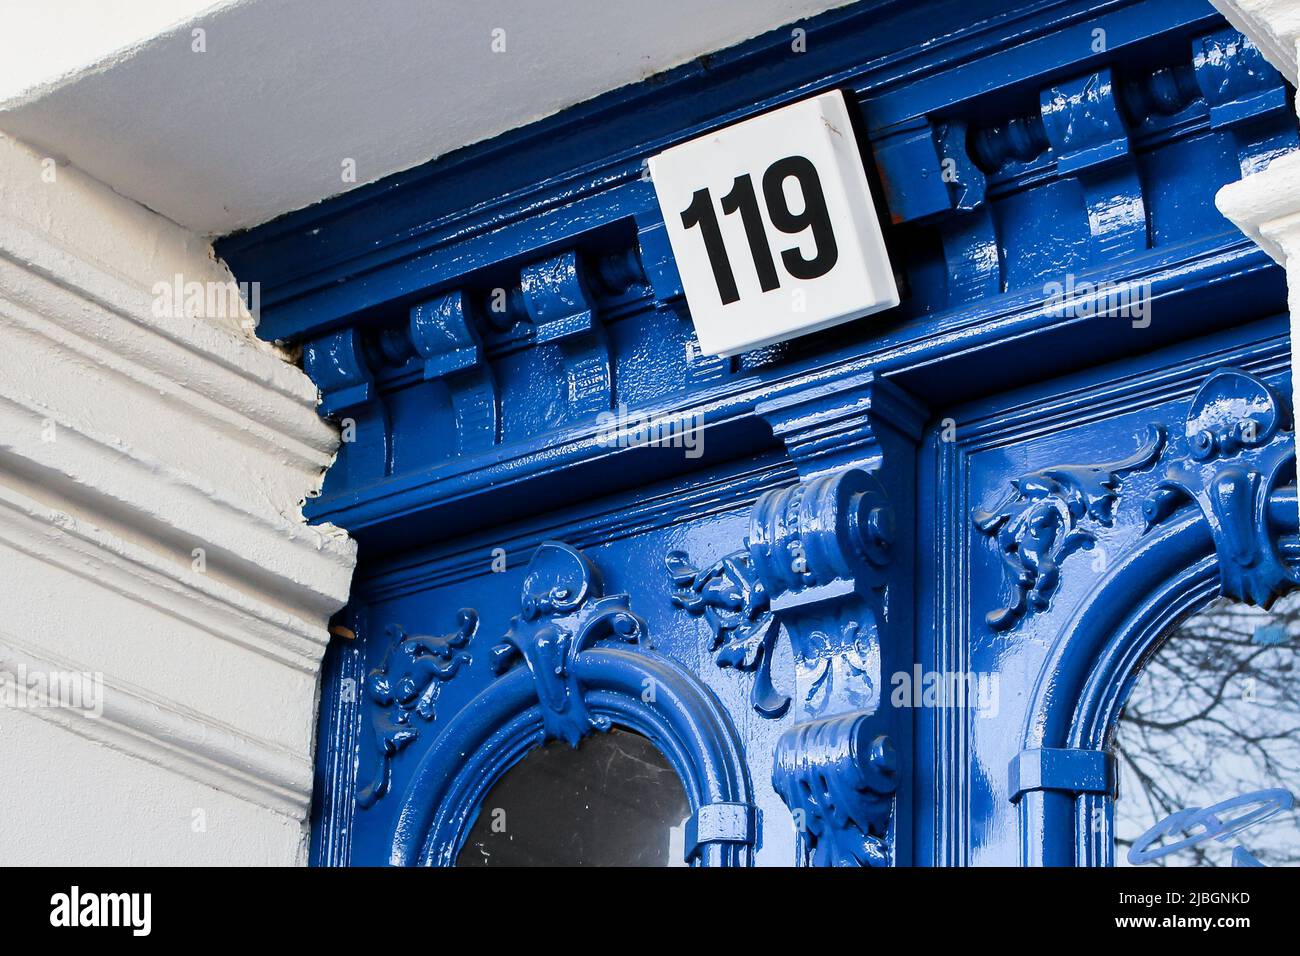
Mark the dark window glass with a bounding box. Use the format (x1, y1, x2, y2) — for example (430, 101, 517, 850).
(1115, 593, 1300, 866)
(456, 728, 691, 867)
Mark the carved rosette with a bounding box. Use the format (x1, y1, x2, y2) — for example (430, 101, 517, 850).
(358, 610, 479, 808)
(492, 541, 646, 745)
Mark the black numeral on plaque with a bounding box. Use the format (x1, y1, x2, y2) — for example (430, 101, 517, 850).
(679, 155, 838, 305)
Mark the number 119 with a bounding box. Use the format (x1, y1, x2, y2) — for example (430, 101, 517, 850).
(678, 155, 839, 306)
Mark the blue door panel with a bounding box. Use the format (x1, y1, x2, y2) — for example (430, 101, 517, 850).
(919, 317, 1293, 865)
(338, 495, 796, 864)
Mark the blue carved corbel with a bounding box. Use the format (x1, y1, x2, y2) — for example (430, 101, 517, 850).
(667, 465, 905, 866)
(871, 117, 986, 225)
(517, 251, 613, 422)
(303, 327, 391, 486)
(1192, 28, 1296, 174)
(666, 467, 898, 722)
(749, 469, 894, 718)
(492, 541, 646, 745)
(408, 290, 500, 455)
(1142, 369, 1300, 606)
(771, 712, 898, 867)
(357, 610, 478, 808)
(634, 210, 684, 306)
(1040, 69, 1145, 261)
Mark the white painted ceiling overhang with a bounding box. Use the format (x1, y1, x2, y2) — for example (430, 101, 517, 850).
(0, 0, 853, 236)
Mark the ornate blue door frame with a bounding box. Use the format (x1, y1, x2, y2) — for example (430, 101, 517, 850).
(218, 0, 1299, 865)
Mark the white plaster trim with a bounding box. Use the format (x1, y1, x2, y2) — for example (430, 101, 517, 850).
(0, 206, 356, 615)
(0, 208, 334, 460)
(0, 482, 328, 674)
(0, 385, 352, 616)
(0, 629, 313, 818)
(0, 131, 354, 862)
(1216, 151, 1300, 265)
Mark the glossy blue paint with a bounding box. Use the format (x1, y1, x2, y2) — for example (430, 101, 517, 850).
(222, 0, 1299, 865)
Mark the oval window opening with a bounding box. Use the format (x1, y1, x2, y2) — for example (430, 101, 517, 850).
(456, 727, 691, 867)
(1115, 592, 1300, 866)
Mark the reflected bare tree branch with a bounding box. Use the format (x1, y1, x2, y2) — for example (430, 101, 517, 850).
(1114, 594, 1300, 867)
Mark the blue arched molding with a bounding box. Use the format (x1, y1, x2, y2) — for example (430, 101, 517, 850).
(1009, 369, 1300, 866)
(387, 542, 756, 867)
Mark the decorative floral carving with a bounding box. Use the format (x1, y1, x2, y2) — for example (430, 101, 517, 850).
(972, 427, 1165, 631)
(667, 468, 895, 719)
(358, 610, 478, 808)
(492, 541, 646, 745)
(772, 712, 898, 867)
(1142, 369, 1299, 606)
(666, 548, 787, 718)
(799, 620, 877, 717)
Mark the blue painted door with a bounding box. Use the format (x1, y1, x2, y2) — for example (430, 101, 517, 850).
(218, 0, 1300, 865)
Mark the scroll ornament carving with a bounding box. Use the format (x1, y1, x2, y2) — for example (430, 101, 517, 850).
(357, 610, 478, 808)
(666, 467, 894, 719)
(665, 548, 786, 718)
(771, 712, 898, 867)
(358, 541, 648, 809)
(974, 368, 1300, 632)
(491, 541, 646, 746)
(1141, 369, 1300, 606)
(668, 468, 902, 867)
(972, 427, 1166, 631)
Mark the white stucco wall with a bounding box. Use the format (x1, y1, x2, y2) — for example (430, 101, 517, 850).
(0, 131, 355, 865)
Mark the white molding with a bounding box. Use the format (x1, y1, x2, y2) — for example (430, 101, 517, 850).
(1216, 152, 1300, 265)
(0, 482, 328, 674)
(0, 206, 355, 616)
(0, 132, 355, 863)
(0, 381, 352, 618)
(0, 211, 335, 471)
(0, 630, 312, 817)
